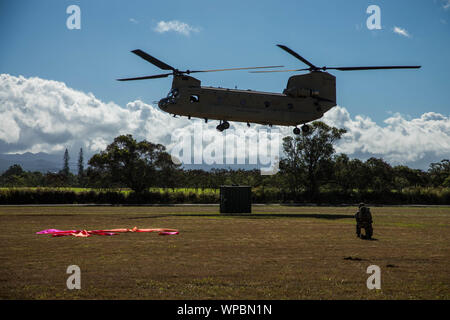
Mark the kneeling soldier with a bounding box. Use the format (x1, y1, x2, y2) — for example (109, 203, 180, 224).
(355, 203, 373, 239)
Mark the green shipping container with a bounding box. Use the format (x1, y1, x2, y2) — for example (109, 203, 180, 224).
(220, 186, 252, 215)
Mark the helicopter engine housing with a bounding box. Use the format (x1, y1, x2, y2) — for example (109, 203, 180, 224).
(284, 71, 336, 110)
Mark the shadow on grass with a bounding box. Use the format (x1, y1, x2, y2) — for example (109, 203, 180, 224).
(361, 237, 379, 241)
(126, 213, 354, 220)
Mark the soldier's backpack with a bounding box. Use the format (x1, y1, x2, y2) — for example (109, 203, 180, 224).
(360, 207, 371, 222)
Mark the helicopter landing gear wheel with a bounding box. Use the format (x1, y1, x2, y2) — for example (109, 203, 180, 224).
(301, 124, 311, 134)
(216, 121, 230, 132)
(293, 127, 301, 135)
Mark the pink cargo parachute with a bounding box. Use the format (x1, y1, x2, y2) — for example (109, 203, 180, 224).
(36, 227, 179, 238)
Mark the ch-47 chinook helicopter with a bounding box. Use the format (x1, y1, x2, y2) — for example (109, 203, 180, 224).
(118, 45, 421, 135)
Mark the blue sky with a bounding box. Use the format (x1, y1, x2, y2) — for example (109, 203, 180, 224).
(1, 0, 449, 122)
(0, 0, 449, 169)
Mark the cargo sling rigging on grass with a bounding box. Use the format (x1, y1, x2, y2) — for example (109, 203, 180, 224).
(36, 227, 179, 237)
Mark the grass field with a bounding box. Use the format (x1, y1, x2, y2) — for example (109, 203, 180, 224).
(0, 205, 448, 300)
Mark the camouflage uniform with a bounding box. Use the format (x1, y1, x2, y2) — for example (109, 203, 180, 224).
(355, 203, 373, 239)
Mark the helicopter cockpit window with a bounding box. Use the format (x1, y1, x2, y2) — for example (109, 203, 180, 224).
(167, 89, 179, 98)
(190, 95, 200, 103)
(166, 89, 179, 103)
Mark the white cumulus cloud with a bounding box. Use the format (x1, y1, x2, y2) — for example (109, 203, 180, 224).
(153, 20, 200, 36)
(0, 74, 176, 155)
(393, 26, 411, 38)
(1, 74, 449, 169)
(323, 106, 450, 167)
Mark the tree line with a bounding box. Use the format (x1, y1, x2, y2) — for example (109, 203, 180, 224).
(1, 123, 449, 203)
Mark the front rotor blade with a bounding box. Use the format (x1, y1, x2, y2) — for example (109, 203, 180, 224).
(116, 73, 172, 81)
(276, 45, 317, 69)
(329, 66, 421, 71)
(131, 50, 176, 71)
(189, 65, 284, 73)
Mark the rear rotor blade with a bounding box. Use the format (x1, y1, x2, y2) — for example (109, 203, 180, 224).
(250, 65, 422, 73)
(116, 73, 172, 81)
(276, 44, 317, 69)
(131, 50, 176, 71)
(328, 65, 421, 71)
(189, 65, 284, 73)
(250, 68, 309, 73)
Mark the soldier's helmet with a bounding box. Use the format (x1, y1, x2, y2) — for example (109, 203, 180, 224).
(359, 203, 365, 208)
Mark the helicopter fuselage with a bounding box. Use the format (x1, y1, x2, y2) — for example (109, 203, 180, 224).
(119, 46, 419, 132)
(158, 71, 337, 127)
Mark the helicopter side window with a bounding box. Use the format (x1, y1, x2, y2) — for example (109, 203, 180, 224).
(190, 95, 200, 103)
